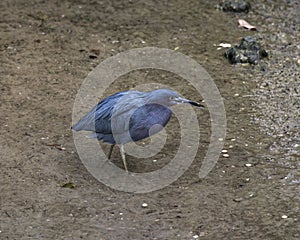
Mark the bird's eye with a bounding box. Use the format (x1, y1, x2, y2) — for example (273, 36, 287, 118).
(169, 96, 175, 100)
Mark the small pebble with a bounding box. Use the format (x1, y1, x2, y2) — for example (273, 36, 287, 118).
(218, 43, 231, 48)
(193, 234, 199, 239)
(281, 215, 288, 219)
(248, 192, 255, 197)
(229, 145, 233, 148)
(221, 149, 228, 153)
(142, 203, 148, 208)
(297, 59, 300, 66)
(245, 163, 252, 167)
(223, 154, 229, 157)
(233, 197, 243, 202)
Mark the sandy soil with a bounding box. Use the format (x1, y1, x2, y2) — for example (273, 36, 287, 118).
(1, 0, 299, 239)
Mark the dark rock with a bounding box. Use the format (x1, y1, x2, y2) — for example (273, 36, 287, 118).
(218, 0, 251, 13)
(225, 36, 268, 64)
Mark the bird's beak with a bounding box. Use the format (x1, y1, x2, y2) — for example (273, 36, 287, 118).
(174, 97, 205, 107)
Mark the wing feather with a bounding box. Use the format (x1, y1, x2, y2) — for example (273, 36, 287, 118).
(71, 91, 128, 133)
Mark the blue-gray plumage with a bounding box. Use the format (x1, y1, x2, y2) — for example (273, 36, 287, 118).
(72, 89, 203, 172)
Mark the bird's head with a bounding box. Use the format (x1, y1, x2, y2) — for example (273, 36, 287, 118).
(147, 89, 204, 107)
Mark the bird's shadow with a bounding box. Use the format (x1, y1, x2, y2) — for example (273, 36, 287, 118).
(98, 140, 176, 173)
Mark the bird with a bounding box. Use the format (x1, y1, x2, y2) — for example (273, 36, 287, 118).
(72, 88, 204, 172)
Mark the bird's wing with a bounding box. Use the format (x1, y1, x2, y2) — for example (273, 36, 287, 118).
(72, 91, 129, 133)
(108, 92, 147, 133)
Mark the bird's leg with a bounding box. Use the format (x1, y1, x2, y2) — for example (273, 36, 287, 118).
(108, 144, 115, 159)
(120, 144, 128, 173)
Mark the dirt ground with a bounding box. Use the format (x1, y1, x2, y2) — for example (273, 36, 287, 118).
(1, 0, 299, 239)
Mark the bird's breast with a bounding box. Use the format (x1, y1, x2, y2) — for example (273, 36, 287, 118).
(128, 104, 172, 142)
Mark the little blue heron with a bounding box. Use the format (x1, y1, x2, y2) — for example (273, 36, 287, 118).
(72, 88, 203, 172)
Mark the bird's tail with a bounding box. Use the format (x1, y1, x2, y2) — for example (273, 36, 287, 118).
(71, 106, 97, 131)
